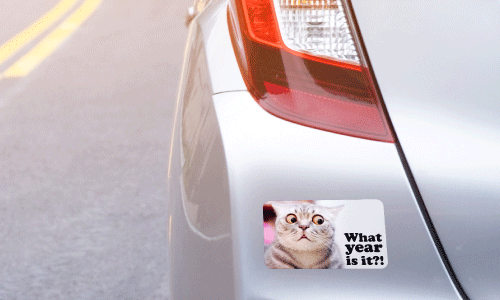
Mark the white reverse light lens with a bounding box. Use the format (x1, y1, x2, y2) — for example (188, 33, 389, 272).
(273, 0, 360, 64)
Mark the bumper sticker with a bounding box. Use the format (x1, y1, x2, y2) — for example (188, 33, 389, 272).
(263, 200, 387, 269)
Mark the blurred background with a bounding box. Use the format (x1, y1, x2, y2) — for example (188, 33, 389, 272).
(0, 0, 192, 298)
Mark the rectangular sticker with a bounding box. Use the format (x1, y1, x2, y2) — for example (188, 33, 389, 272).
(263, 200, 387, 269)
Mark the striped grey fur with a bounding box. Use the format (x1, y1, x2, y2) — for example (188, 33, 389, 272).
(265, 202, 344, 269)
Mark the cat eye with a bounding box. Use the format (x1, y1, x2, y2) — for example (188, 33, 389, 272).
(286, 214, 298, 224)
(312, 215, 324, 225)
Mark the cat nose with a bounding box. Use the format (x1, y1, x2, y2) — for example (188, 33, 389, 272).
(299, 225, 309, 230)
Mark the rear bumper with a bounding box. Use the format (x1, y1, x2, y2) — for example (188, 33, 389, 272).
(213, 91, 460, 299)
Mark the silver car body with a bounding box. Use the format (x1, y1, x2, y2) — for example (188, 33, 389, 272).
(168, 0, 500, 299)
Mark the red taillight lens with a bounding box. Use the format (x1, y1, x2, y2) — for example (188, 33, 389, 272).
(242, 0, 281, 45)
(228, 0, 394, 142)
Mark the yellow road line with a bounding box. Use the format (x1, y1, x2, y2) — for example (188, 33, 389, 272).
(0, 0, 79, 67)
(2, 0, 104, 78)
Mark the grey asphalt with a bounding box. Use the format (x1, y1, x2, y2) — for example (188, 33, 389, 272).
(0, 0, 191, 298)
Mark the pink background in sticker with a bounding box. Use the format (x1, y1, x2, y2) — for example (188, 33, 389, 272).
(263, 222, 275, 244)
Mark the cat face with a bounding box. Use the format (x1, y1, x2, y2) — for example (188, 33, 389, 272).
(272, 202, 343, 251)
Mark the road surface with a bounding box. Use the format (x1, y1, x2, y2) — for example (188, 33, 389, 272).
(0, 0, 191, 298)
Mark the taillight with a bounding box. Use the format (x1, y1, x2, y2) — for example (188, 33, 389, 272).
(228, 0, 394, 142)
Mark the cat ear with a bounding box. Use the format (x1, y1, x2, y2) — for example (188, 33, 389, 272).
(327, 205, 344, 219)
(270, 202, 289, 216)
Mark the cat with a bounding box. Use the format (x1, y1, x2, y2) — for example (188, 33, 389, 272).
(265, 202, 344, 269)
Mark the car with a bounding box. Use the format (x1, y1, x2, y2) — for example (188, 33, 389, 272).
(167, 0, 500, 299)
